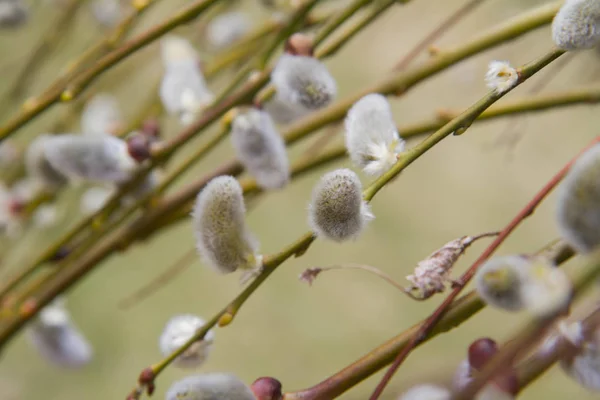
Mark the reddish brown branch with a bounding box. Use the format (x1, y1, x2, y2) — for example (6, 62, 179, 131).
(368, 135, 600, 400)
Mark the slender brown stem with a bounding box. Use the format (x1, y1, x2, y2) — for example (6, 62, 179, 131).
(368, 133, 599, 400)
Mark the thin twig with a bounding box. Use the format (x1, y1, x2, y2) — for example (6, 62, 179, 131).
(368, 132, 597, 400)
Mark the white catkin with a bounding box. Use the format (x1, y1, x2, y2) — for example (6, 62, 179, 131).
(520, 260, 571, 317)
(485, 61, 518, 94)
(344, 93, 404, 177)
(160, 60, 214, 125)
(192, 176, 260, 274)
(26, 300, 93, 368)
(308, 168, 373, 242)
(552, 0, 600, 50)
(90, 0, 123, 28)
(263, 93, 310, 124)
(556, 144, 600, 253)
(80, 186, 115, 215)
(474, 255, 531, 312)
(206, 12, 252, 49)
(560, 327, 600, 391)
(0, 0, 27, 28)
(44, 134, 137, 184)
(166, 373, 256, 400)
(271, 53, 337, 111)
(159, 314, 215, 369)
(398, 384, 450, 400)
(25, 134, 69, 190)
(161, 35, 199, 65)
(230, 109, 290, 190)
(80, 93, 122, 136)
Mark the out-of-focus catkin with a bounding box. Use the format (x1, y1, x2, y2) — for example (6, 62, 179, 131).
(166, 373, 256, 400)
(344, 93, 404, 177)
(25, 134, 69, 190)
(160, 35, 214, 125)
(475, 256, 530, 312)
(43, 134, 137, 184)
(271, 53, 336, 111)
(159, 314, 214, 369)
(230, 108, 290, 190)
(556, 144, 600, 253)
(192, 176, 260, 274)
(552, 0, 600, 50)
(308, 169, 373, 242)
(26, 299, 93, 368)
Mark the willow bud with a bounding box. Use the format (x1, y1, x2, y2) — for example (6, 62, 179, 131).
(206, 12, 252, 49)
(192, 176, 260, 274)
(159, 314, 214, 369)
(552, 0, 600, 50)
(25, 134, 69, 190)
(231, 109, 290, 189)
(81, 93, 123, 136)
(556, 144, 600, 253)
(308, 169, 373, 242)
(43, 134, 137, 184)
(0, 0, 27, 28)
(271, 53, 336, 111)
(344, 93, 404, 177)
(26, 299, 93, 368)
(485, 61, 518, 94)
(166, 373, 256, 400)
(475, 255, 530, 312)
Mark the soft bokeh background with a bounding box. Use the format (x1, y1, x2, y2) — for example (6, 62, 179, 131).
(0, 0, 599, 399)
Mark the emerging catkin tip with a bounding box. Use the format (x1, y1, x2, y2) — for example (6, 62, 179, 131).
(485, 61, 518, 94)
(308, 169, 373, 242)
(344, 93, 404, 177)
(192, 176, 260, 274)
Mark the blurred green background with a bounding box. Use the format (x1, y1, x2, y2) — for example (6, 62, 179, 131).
(0, 0, 599, 399)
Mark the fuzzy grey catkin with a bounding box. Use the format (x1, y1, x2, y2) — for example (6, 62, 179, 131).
(192, 176, 260, 274)
(206, 11, 251, 49)
(398, 384, 450, 400)
(308, 169, 373, 242)
(344, 93, 404, 177)
(159, 314, 214, 369)
(556, 144, 600, 253)
(552, 0, 600, 50)
(0, 0, 28, 28)
(43, 134, 137, 183)
(25, 134, 69, 190)
(474, 255, 530, 312)
(166, 373, 256, 400)
(26, 300, 93, 368)
(230, 109, 290, 190)
(271, 53, 336, 111)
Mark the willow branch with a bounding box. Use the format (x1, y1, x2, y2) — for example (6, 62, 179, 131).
(282, 241, 576, 400)
(453, 251, 600, 400)
(370, 114, 596, 400)
(393, 0, 487, 70)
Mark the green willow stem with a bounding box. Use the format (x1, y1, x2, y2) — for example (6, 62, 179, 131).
(0, 0, 218, 141)
(452, 249, 600, 400)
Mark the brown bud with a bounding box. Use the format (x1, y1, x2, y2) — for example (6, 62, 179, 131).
(251, 377, 283, 400)
(127, 134, 151, 163)
(285, 33, 314, 56)
(8, 199, 24, 215)
(468, 337, 498, 370)
(20, 298, 37, 317)
(138, 367, 155, 386)
(48, 247, 70, 263)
